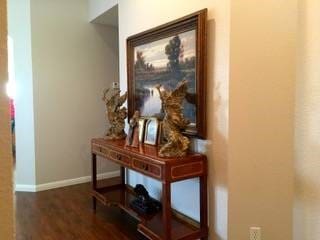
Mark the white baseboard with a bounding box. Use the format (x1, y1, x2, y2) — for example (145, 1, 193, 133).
(15, 170, 120, 192)
(15, 184, 37, 192)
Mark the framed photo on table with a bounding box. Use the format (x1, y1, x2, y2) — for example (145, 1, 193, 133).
(144, 118, 159, 145)
(127, 9, 207, 139)
(138, 118, 147, 142)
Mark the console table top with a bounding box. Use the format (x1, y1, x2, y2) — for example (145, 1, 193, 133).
(91, 138, 206, 165)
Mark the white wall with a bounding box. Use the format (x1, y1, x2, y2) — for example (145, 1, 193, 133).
(118, 1, 229, 239)
(30, 0, 119, 184)
(294, 0, 320, 239)
(8, 0, 36, 186)
(88, 0, 118, 22)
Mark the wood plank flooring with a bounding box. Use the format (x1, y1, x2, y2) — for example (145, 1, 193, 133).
(15, 182, 145, 240)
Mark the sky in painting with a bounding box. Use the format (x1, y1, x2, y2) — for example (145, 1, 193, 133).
(134, 30, 196, 68)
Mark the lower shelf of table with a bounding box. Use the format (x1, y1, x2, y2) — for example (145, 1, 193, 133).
(92, 177, 207, 240)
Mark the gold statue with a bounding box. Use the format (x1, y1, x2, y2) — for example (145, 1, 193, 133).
(102, 88, 127, 140)
(155, 80, 190, 157)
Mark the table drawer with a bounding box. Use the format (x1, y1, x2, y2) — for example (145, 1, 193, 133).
(132, 158, 162, 179)
(92, 144, 110, 156)
(109, 150, 131, 166)
(171, 162, 204, 180)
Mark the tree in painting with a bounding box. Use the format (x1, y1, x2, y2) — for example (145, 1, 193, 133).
(165, 36, 184, 82)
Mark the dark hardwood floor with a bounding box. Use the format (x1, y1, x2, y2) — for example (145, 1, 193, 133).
(15, 182, 145, 240)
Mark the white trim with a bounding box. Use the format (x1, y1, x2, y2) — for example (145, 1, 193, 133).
(14, 184, 37, 192)
(15, 170, 120, 192)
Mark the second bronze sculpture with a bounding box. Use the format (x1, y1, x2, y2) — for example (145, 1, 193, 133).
(156, 80, 190, 157)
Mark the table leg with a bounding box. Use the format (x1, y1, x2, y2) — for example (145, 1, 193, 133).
(120, 166, 125, 186)
(120, 166, 126, 205)
(200, 175, 208, 239)
(162, 182, 171, 240)
(92, 153, 97, 212)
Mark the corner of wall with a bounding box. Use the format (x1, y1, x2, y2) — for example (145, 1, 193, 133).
(8, 0, 37, 186)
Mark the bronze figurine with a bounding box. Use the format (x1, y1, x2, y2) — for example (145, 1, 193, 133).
(102, 88, 127, 140)
(125, 110, 140, 147)
(155, 80, 190, 157)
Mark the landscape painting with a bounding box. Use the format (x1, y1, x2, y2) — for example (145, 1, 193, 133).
(127, 9, 207, 138)
(133, 30, 197, 124)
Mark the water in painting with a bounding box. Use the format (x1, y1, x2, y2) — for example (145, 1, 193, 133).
(134, 30, 196, 125)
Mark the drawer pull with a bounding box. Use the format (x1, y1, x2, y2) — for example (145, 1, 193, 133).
(142, 164, 149, 171)
(116, 154, 122, 160)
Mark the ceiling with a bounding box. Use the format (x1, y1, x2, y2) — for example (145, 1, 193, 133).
(92, 4, 118, 27)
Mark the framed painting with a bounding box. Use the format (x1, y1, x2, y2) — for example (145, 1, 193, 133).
(127, 9, 207, 139)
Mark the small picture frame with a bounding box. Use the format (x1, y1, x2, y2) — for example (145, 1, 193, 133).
(144, 118, 159, 145)
(138, 118, 147, 143)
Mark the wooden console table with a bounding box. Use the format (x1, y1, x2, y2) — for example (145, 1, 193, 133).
(91, 138, 208, 240)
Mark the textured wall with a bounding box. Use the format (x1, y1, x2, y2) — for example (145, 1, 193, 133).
(0, 0, 14, 238)
(294, 0, 320, 239)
